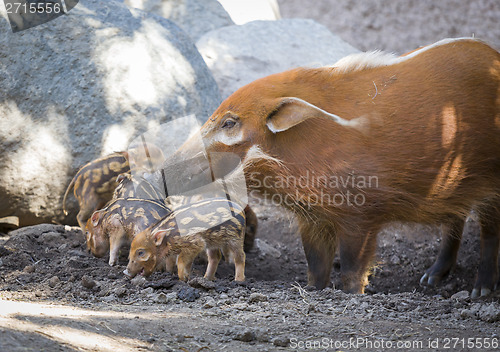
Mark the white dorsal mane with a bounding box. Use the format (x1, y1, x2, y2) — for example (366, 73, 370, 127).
(331, 37, 480, 74)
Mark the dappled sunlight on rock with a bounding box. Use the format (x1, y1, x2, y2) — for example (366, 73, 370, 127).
(96, 19, 195, 115)
(0, 102, 70, 219)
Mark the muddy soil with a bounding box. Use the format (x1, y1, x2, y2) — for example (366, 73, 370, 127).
(0, 202, 499, 352)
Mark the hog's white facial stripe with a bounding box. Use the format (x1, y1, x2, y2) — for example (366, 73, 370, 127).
(207, 130, 244, 147)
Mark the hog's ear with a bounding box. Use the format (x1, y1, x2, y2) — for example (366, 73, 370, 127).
(91, 211, 101, 227)
(266, 97, 367, 133)
(152, 229, 168, 246)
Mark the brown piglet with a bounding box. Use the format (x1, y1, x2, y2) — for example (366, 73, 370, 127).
(124, 198, 246, 282)
(86, 197, 171, 266)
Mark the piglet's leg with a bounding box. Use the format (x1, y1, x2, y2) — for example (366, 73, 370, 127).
(108, 241, 120, 266)
(204, 249, 222, 281)
(232, 248, 246, 282)
(176, 240, 204, 281)
(164, 255, 177, 273)
(339, 231, 378, 294)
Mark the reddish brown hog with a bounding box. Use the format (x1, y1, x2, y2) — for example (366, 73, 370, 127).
(63, 152, 129, 230)
(171, 38, 500, 297)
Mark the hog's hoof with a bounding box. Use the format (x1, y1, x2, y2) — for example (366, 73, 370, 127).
(419, 272, 442, 286)
(471, 288, 492, 299)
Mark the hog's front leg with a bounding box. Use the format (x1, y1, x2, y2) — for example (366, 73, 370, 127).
(339, 231, 377, 294)
(299, 220, 337, 290)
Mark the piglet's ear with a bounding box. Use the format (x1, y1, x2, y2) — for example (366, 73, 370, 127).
(91, 211, 101, 227)
(266, 97, 367, 133)
(153, 229, 168, 246)
(116, 173, 128, 184)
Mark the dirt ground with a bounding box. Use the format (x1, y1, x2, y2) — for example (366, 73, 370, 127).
(0, 201, 499, 352)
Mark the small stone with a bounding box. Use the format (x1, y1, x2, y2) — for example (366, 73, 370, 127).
(219, 293, 229, 300)
(141, 287, 154, 295)
(248, 292, 268, 303)
(48, 276, 60, 288)
(203, 297, 216, 309)
(188, 277, 216, 290)
(451, 290, 469, 301)
(131, 276, 147, 287)
(177, 286, 200, 302)
(154, 292, 169, 304)
(166, 292, 177, 302)
(81, 275, 96, 289)
(478, 303, 500, 323)
(390, 255, 401, 265)
(23, 265, 35, 273)
(114, 287, 127, 297)
(233, 329, 256, 342)
(102, 294, 116, 302)
(272, 337, 290, 347)
(0, 258, 3, 267)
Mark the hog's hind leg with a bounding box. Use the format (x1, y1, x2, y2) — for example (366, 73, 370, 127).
(420, 216, 464, 286)
(472, 205, 500, 298)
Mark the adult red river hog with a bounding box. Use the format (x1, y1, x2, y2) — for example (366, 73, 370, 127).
(167, 38, 500, 297)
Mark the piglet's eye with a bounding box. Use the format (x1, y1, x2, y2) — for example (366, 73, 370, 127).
(222, 119, 236, 129)
(136, 249, 146, 257)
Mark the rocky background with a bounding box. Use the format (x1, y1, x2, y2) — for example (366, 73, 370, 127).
(278, 0, 500, 53)
(0, 1, 499, 351)
(1, 0, 498, 227)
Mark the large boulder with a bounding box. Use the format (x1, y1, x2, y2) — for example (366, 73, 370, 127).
(278, 0, 500, 53)
(196, 19, 359, 99)
(0, 0, 221, 227)
(218, 0, 281, 24)
(122, 0, 234, 41)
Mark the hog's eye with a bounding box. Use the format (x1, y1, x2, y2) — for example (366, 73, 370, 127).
(136, 249, 146, 258)
(222, 119, 236, 129)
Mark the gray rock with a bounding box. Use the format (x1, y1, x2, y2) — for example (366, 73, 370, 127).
(478, 303, 500, 323)
(278, 0, 500, 53)
(196, 19, 359, 99)
(0, 0, 221, 227)
(233, 329, 256, 342)
(272, 337, 290, 347)
(48, 276, 60, 288)
(248, 292, 268, 303)
(131, 276, 147, 287)
(122, 0, 234, 41)
(450, 290, 469, 301)
(203, 296, 216, 309)
(218, 0, 281, 24)
(81, 275, 96, 289)
(177, 286, 200, 302)
(390, 255, 401, 265)
(188, 276, 216, 290)
(254, 239, 281, 259)
(154, 292, 169, 304)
